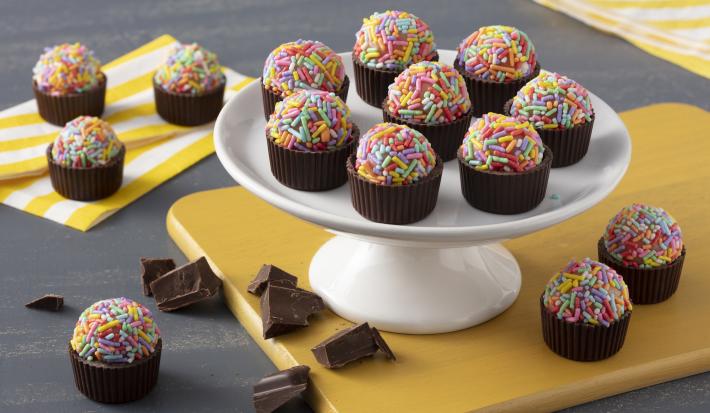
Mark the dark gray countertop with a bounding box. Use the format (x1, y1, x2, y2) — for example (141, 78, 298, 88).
(1, 1, 708, 412)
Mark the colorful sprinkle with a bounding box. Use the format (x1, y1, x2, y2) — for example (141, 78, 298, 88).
(543, 258, 632, 326)
(33, 43, 102, 96)
(456, 25, 536, 83)
(266, 89, 354, 152)
(51, 116, 122, 169)
(262, 39, 345, 98)
(154, 43, 224, 95)
(353, 10, 437, 71)
(510, 71, 593, 129)
(386, 61, 471, 124)
(70, 298, 160, 364)
(460, 113, 544, 172)
(603, 203, 683, 269)
(355, 123, 437, 186)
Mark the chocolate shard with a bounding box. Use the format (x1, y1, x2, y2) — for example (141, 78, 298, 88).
(311, 322, 396, 368)
(140, 257, 176, 296)
(260, 284, 325, 339)
(150, 256, 222, 312)
(253, 365, 310, 413)
(247, 264, 297, 296)
(25, 294, 64, 311)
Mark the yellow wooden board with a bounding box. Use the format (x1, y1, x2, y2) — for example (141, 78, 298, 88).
(167, 103, 710, 412)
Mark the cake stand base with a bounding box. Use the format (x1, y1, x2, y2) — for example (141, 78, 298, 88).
(309, 235, 522, 334)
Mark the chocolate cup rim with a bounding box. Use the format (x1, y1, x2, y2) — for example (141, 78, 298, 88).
(503, 98, 597, 130)
(457, 144, 553, 177)
(47, 141, 126, 170)
(454, 61, 541, 86)
(259, 74, 351, 100)
(68, 338, 162, 370)
(350, 51, 441, 75)
(32, 71, 107, 99)
(539, 295, 632, 329)
(152, 75, 226, 98)
(597, 237, 687, 274)
(346, 151, 444, 190)
(381, 102, 474, 129)
(264, 123, 361, 156)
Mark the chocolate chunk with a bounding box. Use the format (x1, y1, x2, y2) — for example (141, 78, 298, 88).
(253, 365, 310, 413)
(150, 256, 222, 312)
(311, 322, 396, 368)
(25, 294, 63, 311)
(140, 257, 176, 296)
(260, 284, 325, 339)
(248, 264, 297, 296)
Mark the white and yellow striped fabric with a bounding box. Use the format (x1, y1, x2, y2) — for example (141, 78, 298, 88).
(0, 34, 254, 231)
(534, 0, 710, 79)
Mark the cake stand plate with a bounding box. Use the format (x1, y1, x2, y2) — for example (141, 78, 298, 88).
(213, 50, 631, 333)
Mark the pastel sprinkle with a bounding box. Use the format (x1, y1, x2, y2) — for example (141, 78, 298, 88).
(154, 43, 224, 95)
(51, 116, 122, 169)
(33, 43, 101, 96)
(603, 203, 683, 269)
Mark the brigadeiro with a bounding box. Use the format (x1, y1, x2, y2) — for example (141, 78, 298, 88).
(266, 89, 359, 191)
(382, 61, 473, 161)
(47, 116, 124, 201)
(455, 25, 539, 117)
(347, 122, 443, 224)
(352, 10, 438, 108)
(457, 113, 551, 214)
(541, 258, 633, 361)
(32, 43, 106, 126)
(506, 71, 594, 167)
(261, 39, 348, 120)
(69, 298, 162, 403)
(153, 42, 226, 126)
(598, 203, 685, 304)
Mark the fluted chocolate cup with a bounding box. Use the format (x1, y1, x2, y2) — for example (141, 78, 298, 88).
(540, 298, 631, 361)
(504, 99, 594, 168)
(454, 61, 540, 117)
(154, 79, 225, 126)
(69, 340, 162, 403)
(266, 124, 359, 191)
(382, 104, 473, 162)
(458, 146, 552, 214)
(597, 238, 686, 304)
(47, 143, 124, 201)
(260, 76, 350, 121)
(33, 72, 106, 126)
(346, 153, 443, 225)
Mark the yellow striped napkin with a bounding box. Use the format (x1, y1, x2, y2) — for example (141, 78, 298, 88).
(534, 0, 710, 79)
(0, 34, 254, 231)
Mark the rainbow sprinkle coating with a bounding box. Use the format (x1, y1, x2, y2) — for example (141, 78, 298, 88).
(460, 113, 544, 172)
(355, 123, 437, 186)
(33, 43, 102, 96)
(456, 25, 536, 83)
(353, 10, 437, 71)
(262, 40, 345, 98)
(386, 61, 471, 124)
(266, 90, 354, 152)
(603, 203, 683, 268)
(510, 71, 593, 130)
(70, 298, 160, 364)
(51, 116, 122, 168)
(543, 258, 632, 326)
(154, 43, 224, 95)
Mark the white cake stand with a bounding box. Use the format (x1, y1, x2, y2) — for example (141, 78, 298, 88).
(213, 50, 631, 334)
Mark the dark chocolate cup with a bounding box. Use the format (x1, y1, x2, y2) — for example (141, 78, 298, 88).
(457, 146, 552, 214)
(33, 73, 106, 126)
(260, 76, 350, 121)
(266, 124, 360, 191)
(153, 79, 225, 126)
(346, 154, 444, 225)
(47, 144, 125, 201)
(597, 238, 685, 304)
(454, 61, 540, 117)
(382, 105, 473, 162)
(69, 339, 162, 403)
(352, 52, 439, 108)
(540, 298, 631, 362)
(504, 99, 594, 168)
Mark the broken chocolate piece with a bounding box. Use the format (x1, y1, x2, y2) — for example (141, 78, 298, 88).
(248, 264, 297, 296)
(150, 256, 222, 312)
(140, 257, 176, 296)
(311, 322, 396, 368)
(260, 284, 325, 339)
(253, 365, 310, 413)
(25, 294, 64, 311)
